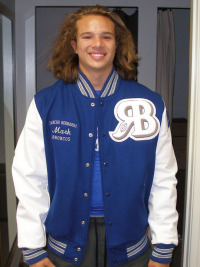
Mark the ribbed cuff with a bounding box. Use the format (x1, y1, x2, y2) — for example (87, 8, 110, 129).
(150, 244, 175, 264)
(22, 248, 48, 265)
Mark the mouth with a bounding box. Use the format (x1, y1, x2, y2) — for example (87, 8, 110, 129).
(89, 52, 106, 60)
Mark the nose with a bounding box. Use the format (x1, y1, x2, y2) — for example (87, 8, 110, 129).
(92, 36, 103, 48)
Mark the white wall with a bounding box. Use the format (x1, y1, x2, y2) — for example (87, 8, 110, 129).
(2, 15, 16, 250)
(182, 0, 200, 265)
(0, 15, 5, 164)
(0, 0, 14, 163)
(0, 0, 16, 250)
(36, 7, 81, 92)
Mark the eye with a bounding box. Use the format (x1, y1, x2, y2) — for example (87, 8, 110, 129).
(103, 35, 112, 40)
(82, 35, 92, 39)
(102, 34, 115, 40)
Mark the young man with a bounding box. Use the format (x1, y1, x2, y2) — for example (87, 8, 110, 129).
(12, 5, 178, 267)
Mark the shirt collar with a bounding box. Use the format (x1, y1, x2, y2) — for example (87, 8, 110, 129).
(77, 68, 119, 98)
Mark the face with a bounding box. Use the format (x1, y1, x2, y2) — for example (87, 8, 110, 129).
(71, 15, 117, 78)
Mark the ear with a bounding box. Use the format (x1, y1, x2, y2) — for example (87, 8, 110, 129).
(71, 40, 77, 54)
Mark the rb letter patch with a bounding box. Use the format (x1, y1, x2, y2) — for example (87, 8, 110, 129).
(109, 98, 160, 142)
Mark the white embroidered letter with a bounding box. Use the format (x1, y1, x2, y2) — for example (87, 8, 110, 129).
(109, 99, 160, 142)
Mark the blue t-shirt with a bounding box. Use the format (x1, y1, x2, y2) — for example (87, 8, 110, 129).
(90, 90, 104, 216)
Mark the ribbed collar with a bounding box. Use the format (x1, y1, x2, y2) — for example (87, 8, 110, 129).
(77, 68, 119, 98)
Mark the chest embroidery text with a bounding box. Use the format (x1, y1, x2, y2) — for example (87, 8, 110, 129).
(49, 120, 78, 142)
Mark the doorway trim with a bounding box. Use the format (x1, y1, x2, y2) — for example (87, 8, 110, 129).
(182, 0, 200, 266)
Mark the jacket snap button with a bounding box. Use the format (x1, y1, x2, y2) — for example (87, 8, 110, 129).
(106, 192, 110, 197)
(77, 247, 81, 252)
(104, 162, 108, 166)
(81, 220, 86, 225)
(91, 102, 95, 107)
(85, 163, 90, 167)
(74, 257, 78, 262)
(100, 102, 104, 106)
(89, 133, 93, 137)
(84, 193, 88, 197)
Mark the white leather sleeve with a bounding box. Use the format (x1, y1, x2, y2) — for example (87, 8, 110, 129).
(148, 107, 178, 245)
(12, 98, 50, 248)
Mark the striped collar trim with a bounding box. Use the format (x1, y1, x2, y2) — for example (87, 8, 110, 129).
(77, 69, 119, 98)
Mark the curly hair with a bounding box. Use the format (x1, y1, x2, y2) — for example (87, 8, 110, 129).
(48, 5, 138, 83)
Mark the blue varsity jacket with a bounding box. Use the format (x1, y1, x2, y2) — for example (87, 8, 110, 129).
(12, 69, 178, 266)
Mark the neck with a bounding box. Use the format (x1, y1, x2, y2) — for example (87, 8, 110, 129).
(89, 73, 107, 91)
(79, 67, 113, 91)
